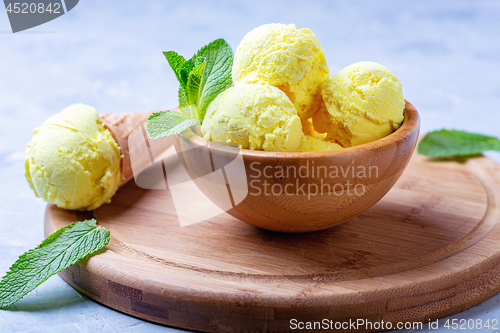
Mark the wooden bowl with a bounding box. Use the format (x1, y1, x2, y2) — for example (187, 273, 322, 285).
(173, 101, 420, 233)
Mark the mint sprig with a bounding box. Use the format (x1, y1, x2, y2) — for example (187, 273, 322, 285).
(196, 39, 234, 121)
(186, 56, 207, 110)
(418, 129, 500, 158)
(147, 110, 201, 140)
(147, 38, 233, 140)
(0, 219, 110, 308)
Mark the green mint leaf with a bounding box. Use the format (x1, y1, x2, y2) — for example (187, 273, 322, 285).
(178, 105, 197, 119)
(196, 38, 233, 121)
(177, 57, 206, 109)
(178, 86, 189, 109)
(164, 51, 187, 88)
(179, 56, 198, 93)
(0, 219, 110, 308)
(187, 59, 206, 108)
(418, 129, 500, 158)
(193, 55, 206, 67)
(147, 110, 201, 140)
(161, 39, 233, 128)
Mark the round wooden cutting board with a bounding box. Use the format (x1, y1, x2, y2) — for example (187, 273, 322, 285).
(45, 152, 500, 332)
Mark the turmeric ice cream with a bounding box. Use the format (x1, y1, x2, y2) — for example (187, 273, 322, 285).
(298, 135, 342, 152)
(232, 23, 329, 123)
(313, 61, 405, 147)
(25, 104, 122, 211)
(202, 84, 302, 152)
(200, 26, 405, 153)
(201, 84, 341, 153)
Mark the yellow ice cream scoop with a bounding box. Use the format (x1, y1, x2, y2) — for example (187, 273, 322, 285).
(25, 104, 122, 211)
(298, 135, 342, 152)
(232, 23, 329, 121)
(313, 61, 405, 147)
(201, 84, 302, 152)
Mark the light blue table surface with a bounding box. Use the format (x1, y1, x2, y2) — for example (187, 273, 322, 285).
(2, 1, 500, 332)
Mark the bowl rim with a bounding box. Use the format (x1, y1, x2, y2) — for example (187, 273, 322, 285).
(181, 100, 420, 158)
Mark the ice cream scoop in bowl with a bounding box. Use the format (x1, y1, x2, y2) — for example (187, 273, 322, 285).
(173, 101, 420, 233)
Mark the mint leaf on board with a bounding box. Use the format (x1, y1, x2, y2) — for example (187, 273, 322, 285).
(195, 38, 233, 121)
(0, 219, 110, 308)
(147, 110, 201, 140)
(418, 129, 500, 158)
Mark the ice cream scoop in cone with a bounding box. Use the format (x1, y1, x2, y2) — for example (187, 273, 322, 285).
(25, 104, 171, 211)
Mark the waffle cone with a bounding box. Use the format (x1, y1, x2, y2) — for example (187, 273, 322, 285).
(100, 112, 174, 187)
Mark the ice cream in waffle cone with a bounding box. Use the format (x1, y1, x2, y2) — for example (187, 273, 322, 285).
(25, 104, 170, 211)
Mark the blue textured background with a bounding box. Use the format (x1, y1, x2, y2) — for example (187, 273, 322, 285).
(1, 1, 500, 332)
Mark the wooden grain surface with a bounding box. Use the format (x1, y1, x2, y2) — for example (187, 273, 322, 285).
(45, 152, 500, 332)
